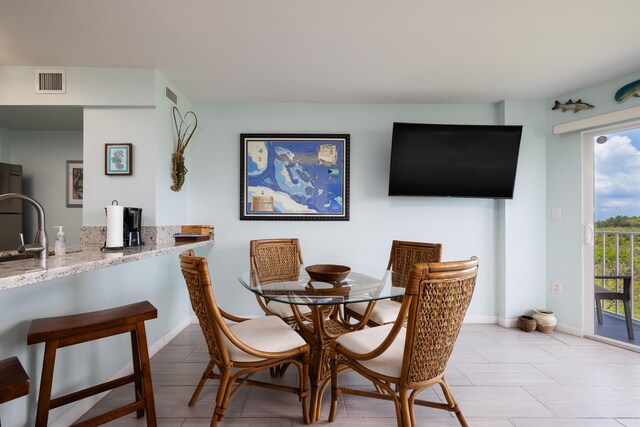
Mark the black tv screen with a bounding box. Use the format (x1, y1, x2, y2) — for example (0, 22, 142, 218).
(388, 122, 522, 199)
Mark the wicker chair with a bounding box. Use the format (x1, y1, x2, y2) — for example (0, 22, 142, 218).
(344, 240, 442, 326)
(250, 238, 312, 324)
(178, 250, 310, 426)
(329, 257, 479, 427)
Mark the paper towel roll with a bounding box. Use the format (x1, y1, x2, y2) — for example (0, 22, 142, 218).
(105, 205, 124, 248)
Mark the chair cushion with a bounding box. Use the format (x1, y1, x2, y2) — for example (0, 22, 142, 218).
(347, 300, 401, 325)
(336, 324, 406, 378)
(266, 300, 311, 318)
(224, 316, 307, 363)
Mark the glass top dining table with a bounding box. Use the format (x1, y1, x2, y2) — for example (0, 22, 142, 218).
(238, 264, 405, 305)
(238, 264, 405, 423)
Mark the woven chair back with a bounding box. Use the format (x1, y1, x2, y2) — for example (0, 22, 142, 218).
(179, 250, 230, 366)
(250, 238, 303, 283)
(389, 240, 442, 302)
(402, 257, 478, 385)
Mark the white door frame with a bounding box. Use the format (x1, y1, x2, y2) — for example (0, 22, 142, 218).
(582, 121, 640, 338)
(582, 128, 596, 337)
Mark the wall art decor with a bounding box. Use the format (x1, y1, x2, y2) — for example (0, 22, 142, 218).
(105, 143, 133, 175)
(240, 133, 350, 221)
(171, 106, 198, 192)
(551, 99, 594, 113)
(615, 79, 640, 103)
(66, 160, 83, 207)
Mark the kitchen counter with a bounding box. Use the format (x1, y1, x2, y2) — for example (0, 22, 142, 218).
(0, 239, 214, 291)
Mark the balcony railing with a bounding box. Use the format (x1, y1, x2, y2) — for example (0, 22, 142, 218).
(595, 230, 640, 321)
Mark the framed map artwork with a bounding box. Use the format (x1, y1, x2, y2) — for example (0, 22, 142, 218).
(240, 134, 350, 220)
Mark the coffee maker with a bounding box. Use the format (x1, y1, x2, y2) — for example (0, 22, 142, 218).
(123, 207, 142, 246)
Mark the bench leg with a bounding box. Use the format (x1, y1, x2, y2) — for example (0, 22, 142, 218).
(135, 322, 157, 427)
(624, 301, 635, 340)
(131, 329, 145, 418)
(35, 340, 59, 427)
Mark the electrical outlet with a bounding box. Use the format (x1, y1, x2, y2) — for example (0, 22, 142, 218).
(552, 282, 562, 294)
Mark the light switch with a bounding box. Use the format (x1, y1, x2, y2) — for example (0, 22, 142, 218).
(551, 208, 562, 220)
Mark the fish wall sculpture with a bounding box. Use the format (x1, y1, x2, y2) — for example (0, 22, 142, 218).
(551, 99, 594, 113)
(615, 79, 640, 103)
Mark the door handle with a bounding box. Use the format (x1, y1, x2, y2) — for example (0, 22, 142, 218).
(584, 224, 594, 244)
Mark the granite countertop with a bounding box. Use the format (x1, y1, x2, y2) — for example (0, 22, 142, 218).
(0, 239, 214, 292)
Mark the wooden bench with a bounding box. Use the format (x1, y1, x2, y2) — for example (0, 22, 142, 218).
(28, 301, 158, 426)
(0, 356, 29, 427)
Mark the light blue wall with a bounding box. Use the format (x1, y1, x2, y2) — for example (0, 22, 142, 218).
(500, 100, 547, 320)
(188, 102, 545, 321)
(546, 70, 640, 329)
(153, 70, 194, 225)
(83, 107, 159, 226)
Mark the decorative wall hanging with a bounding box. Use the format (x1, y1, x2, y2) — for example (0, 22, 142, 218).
(551, 99, 594, 113)
(105, 143, 133, 175)
(66, 160, 83, 207)
(615, 79, 640, 103)
(240, 133, 350, 221)
(171, 107, 198, 192)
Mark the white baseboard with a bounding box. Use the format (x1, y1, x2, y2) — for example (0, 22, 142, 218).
(162, 317, 191, 346)
(49, 316, 191, 427)
(493, 317, 582, 336)
(498, 317, 518, 328)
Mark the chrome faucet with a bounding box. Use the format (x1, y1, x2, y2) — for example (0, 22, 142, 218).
(0, 193, 48, 259)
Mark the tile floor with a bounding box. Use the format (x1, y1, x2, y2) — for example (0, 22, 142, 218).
(78, 323, 640, 426)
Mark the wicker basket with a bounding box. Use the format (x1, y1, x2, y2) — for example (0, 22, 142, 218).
(517, 315, 537, 332)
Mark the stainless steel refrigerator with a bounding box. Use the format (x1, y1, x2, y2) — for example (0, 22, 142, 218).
(0, 162, 23, 251)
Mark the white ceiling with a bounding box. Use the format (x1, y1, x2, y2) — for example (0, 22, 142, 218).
(1, 1, 640, 104)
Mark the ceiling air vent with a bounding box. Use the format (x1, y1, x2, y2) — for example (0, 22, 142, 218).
(35, 69, 66, 94)
(165, 87, 178, 106)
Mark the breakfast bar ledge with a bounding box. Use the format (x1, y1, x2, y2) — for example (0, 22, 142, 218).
(0, 239, 215, 292)
(0, 238, 214, 427)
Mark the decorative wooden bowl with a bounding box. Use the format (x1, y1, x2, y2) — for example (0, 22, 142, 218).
(305, 264, 351, 283)
(517, 315, 537, 332)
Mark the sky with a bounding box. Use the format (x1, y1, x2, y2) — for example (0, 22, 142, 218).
(594, 127, 640, 221)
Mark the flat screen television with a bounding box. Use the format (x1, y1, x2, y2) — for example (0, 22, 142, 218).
(388, 122, 522, 199)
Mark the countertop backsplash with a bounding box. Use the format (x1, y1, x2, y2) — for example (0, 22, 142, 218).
(80, 225, 182, 247)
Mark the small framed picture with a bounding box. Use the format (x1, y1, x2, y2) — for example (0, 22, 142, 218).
(105, 143, 133, 175)
(66, 160, 83, 208)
